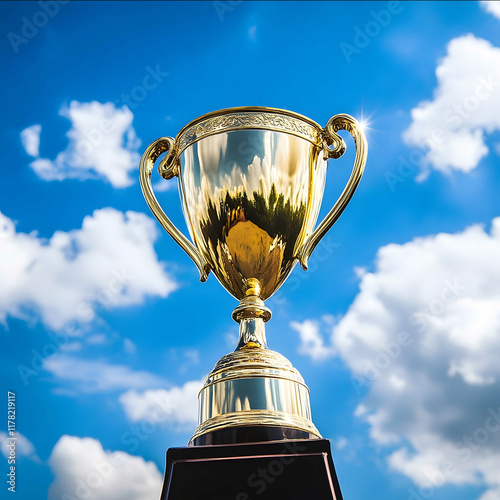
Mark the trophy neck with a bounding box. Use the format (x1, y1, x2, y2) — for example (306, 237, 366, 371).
(231, 278, 271, 350)
(235, 317, 268, 350)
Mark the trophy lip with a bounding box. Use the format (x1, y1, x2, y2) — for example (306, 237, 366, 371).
(177, 106, 323, 135)
(175, 106, 324, 154)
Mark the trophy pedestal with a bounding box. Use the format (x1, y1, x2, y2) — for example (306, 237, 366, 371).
(159, 438, 343, 500)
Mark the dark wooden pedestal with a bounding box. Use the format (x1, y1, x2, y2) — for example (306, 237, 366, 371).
(160, 439, 344, 500)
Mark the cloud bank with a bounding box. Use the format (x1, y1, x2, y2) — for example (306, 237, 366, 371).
(294, 218, 500, 498)
(0, 207, 176, 331)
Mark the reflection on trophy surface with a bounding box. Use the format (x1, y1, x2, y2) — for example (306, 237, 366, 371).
(140, 107, 367, 448)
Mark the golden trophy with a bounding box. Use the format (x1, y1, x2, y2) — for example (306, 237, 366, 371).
(140, 107, 367, 499)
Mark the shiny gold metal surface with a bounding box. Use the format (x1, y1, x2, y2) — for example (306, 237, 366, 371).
(190, 347, 321, 443)
(139, 106, 367, 443)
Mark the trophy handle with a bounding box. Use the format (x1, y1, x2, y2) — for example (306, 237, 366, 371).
(297, 114, 368, 270)
(139, 137, 210, 282)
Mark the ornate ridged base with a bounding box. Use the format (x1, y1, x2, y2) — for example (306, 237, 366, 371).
(190, 347, 321, 445)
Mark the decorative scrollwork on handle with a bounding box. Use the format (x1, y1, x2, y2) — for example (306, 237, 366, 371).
(139, 137, 210, 282)
(297, 114, 368, 269)
(322, 120, 347, 160)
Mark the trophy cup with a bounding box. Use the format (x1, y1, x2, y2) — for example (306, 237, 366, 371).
(139, 106, 367, 499)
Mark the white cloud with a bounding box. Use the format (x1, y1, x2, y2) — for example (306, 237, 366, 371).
(53, 387, 78, 397)
(321, 218, 500, 497)
(403, 35, 500, 177)
(123, 338, 136, 354)
(48, 435, 162, 500)
(167, 347, 201, 374)
(20, 124, 41, 157)
(481, 1, 500, 20)
(60, 341, 83, 352)
(86, 334, 108, 345)
(23, 101, 141, 188)
(0, 432, 39, 462)
(44, 355, 165, 393)
(152, 179, 175, 192)
(119, 379, 203, 431)
(248, 25, 257, 40)
(0, 207, 176, 331)
(290, 319, 335, 361)
(334, 437, 348, 450)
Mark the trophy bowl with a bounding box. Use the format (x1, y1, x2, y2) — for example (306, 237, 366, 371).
(140, 106, 367, 446)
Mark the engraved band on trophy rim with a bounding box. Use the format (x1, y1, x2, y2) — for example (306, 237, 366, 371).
(176, 110, 323, 154)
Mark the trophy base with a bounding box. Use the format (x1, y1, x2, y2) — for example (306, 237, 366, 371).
(192, 346, 321, 444)
(190, 424, 319, 446)
(160, 438, 344, 500)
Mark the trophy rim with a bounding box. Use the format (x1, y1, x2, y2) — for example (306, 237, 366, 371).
(175, 106, 324, 155)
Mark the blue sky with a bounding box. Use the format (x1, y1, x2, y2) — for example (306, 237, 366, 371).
(2, 1, 500, 499)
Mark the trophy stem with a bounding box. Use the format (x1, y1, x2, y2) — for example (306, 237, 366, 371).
(231, 278, 271, 350)
(235, 317, 268, 350)
(231, 278, 271, 320)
